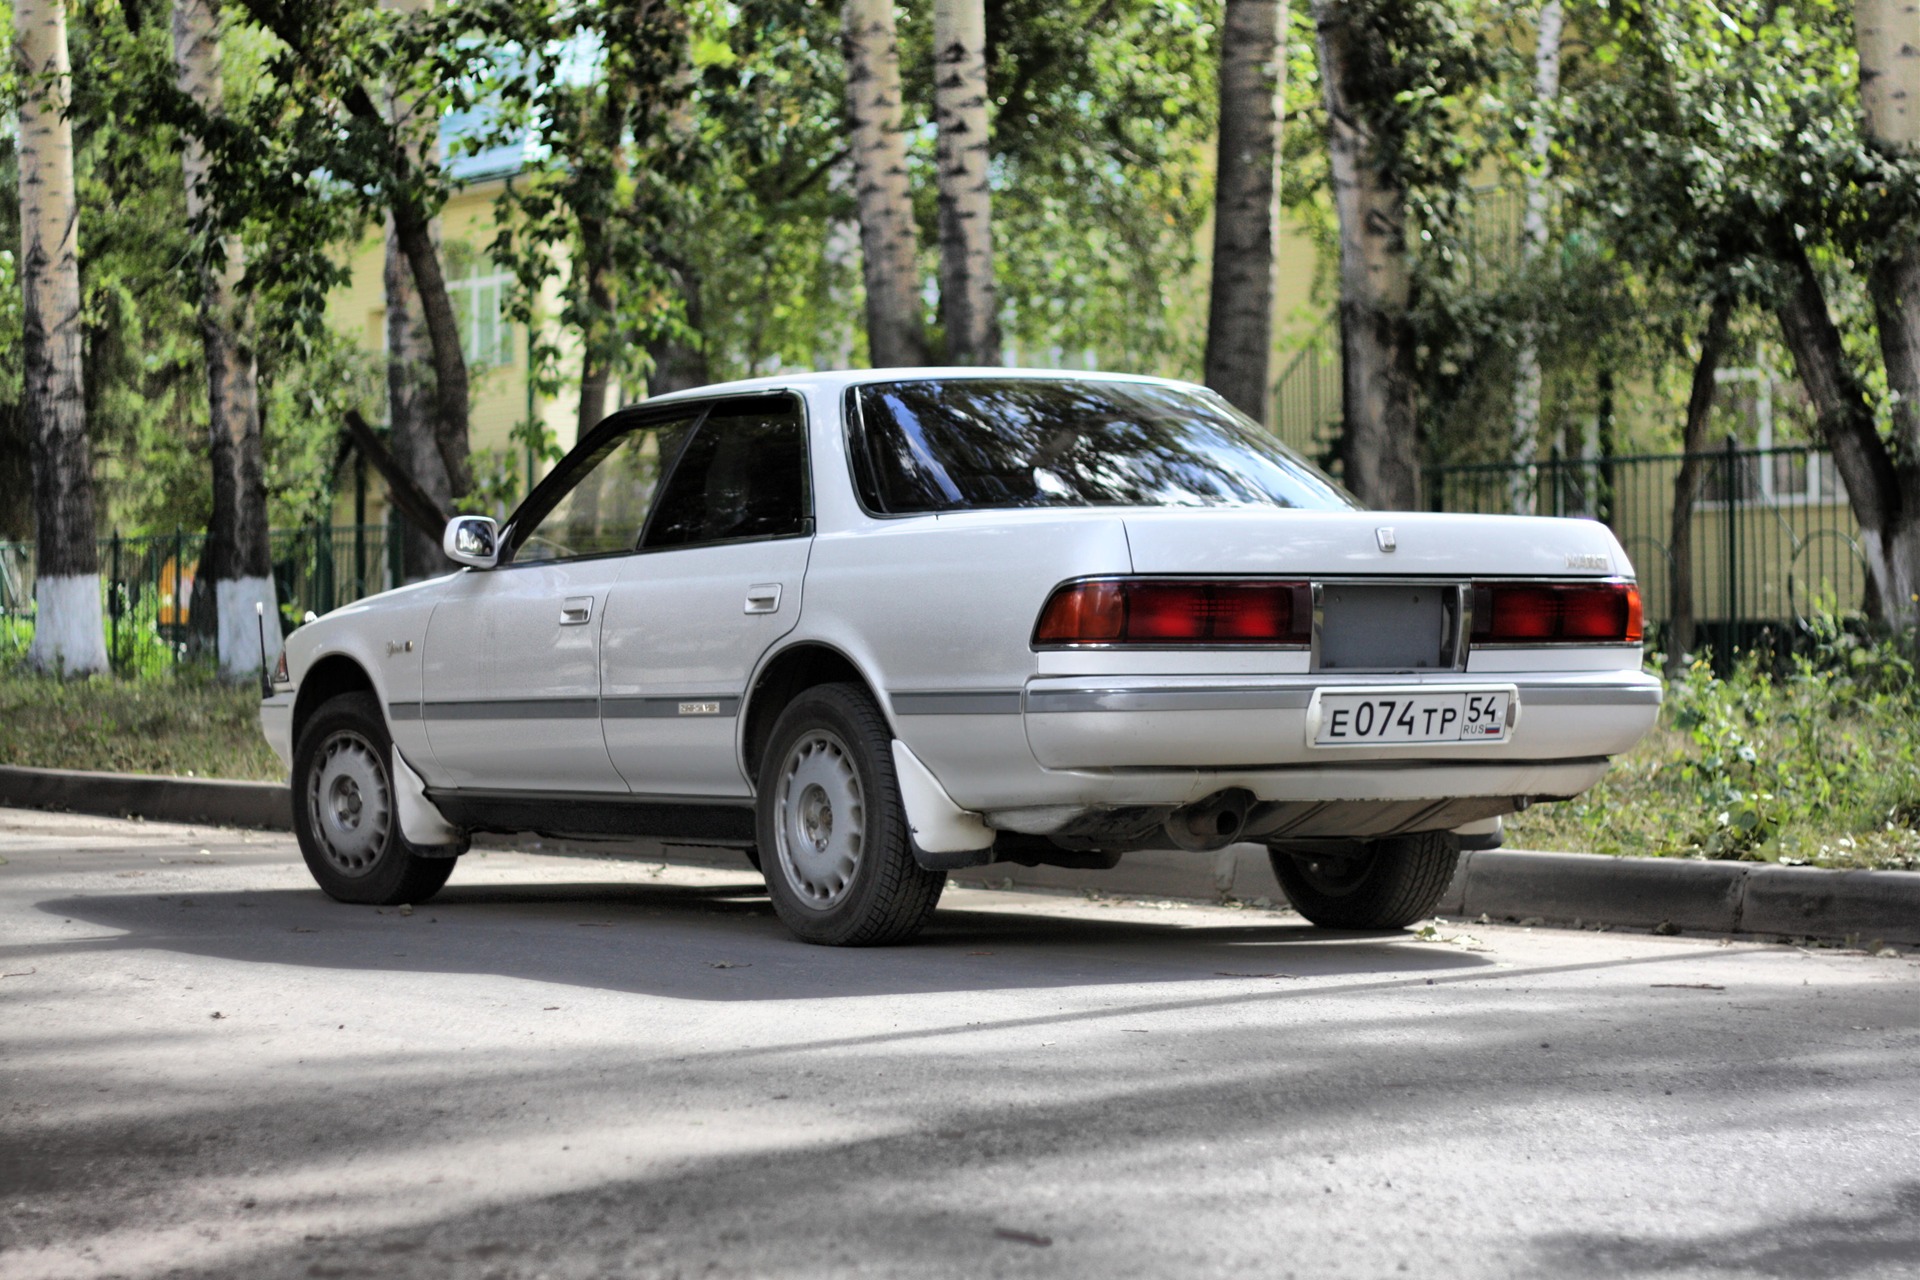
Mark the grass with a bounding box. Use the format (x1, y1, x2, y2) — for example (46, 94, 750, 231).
(0, 669, 284, 781)
(1511, 625, 1920, 872)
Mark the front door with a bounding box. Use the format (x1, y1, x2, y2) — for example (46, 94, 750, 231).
(602, 394, 813, 797)
(420, 409, 701, 792)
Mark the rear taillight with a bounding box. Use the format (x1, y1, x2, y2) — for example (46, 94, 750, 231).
(1034, 579, 1312, 647)
(1471, 581, 1642, 645)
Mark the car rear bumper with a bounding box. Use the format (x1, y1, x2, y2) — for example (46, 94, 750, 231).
(1022, 670, 1660, 771)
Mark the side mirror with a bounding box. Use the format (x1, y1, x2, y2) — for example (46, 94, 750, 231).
(443, 515, 499, 569)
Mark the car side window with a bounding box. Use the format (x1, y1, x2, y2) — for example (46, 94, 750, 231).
(643, 396, 809, 550)
(512, 416, 697, 564)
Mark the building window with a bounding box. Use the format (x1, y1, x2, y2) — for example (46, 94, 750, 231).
(448, 269, 516, 369)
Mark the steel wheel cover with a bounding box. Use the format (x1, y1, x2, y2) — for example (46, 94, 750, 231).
(306, 730, 392, 878)
(772, 729, 865, 909)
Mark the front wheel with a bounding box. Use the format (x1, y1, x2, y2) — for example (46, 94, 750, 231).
(292, 692, 457, 907)
(756, 683, 944, 946)
(1268, 831, 1460, 930)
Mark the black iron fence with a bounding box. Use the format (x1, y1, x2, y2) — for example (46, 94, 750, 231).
(0, 524, 399, 676)
(1426, 442, 1869, 654)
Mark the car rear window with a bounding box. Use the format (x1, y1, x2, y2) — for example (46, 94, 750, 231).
(848, 378, 1355, 515)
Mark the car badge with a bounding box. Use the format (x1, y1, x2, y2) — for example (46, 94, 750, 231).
(1566, 552, 1611, 570)
(1375, 527, 1397, 553)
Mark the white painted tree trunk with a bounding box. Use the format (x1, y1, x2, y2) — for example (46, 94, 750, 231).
(173, 0, 279, 680)
(1204, 0, 1286, 424)
(933, 0, 1000, 365)
(17, 0, 106, 675)
(842, 0, 928, 367)
(1508, 0, 1563, 516)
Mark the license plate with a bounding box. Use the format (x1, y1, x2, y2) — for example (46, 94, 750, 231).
(1311, 688, 1514, 746)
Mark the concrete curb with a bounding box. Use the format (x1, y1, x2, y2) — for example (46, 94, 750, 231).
(0, 765, 292, 832)
(5, 764, 1916, 944)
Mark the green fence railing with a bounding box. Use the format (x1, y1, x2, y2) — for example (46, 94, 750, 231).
(0, 524, 399, 676)
(1426, 442, 1869, 655)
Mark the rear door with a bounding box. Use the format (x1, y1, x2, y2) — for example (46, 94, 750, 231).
(601, 394, 812, 797)
(419, 409, 700, 791)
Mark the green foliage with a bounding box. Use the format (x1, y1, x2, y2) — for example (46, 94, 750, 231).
(1512, 625, 1920, 869)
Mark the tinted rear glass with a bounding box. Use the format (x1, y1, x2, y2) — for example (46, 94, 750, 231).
(849, 379, 1354, 514)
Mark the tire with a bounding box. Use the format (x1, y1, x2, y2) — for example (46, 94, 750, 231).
(1268, 831, 1460, 930)
(755, 683, 945, 946)
(292, 692, 458, 907)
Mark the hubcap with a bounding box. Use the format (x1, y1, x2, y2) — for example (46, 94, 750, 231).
(1294, 846, 1376, 897)
(773, 729, 864, 909)
(306, 730, 391, 877)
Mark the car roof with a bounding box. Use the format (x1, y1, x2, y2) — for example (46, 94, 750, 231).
(641, 366, 1202, 408)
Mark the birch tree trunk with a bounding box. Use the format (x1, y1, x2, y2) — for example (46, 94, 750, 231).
(1204, 0, 1285, 423)
(1507, 0, 1562, 515)
(1664, 297, 1731, 676)
(1774, 241, 1920, 626)
(17, 0, 106, 675)
(1853, 0, 1920, 632)
(1314, 0, 1420, 510)
(173, 0, 279, 680)
(933, 0, 999, 365)
(842, 0, 928, 367)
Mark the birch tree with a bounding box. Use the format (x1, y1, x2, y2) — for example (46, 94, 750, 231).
(1507, 0, 1562, 514)
(843, 0, 928, 366)
(933, 0, 999, 365)
(1852, 0, 1920, 630)
(1204, 0, 1284, 423)
(173, 0, 279, 677)
(18, 0, 107, 675)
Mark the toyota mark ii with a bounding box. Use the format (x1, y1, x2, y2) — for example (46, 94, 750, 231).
(261, 369, 1661, 945)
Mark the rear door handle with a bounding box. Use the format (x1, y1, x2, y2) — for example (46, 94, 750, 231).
(560, 596, 593, 626)
(744, 584, 782, 615)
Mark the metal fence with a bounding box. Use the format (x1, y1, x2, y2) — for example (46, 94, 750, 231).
(1426, 442, 1869, 654)
(0, 524, 399, 676)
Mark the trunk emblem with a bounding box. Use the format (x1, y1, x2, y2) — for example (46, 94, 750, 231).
(1375, 527, 1397, 553)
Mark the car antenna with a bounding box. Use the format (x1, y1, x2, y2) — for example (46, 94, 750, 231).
(255, 601, 272, 701)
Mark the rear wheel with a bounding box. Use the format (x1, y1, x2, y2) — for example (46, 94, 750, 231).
(756, 683, 944, 946)
(1268, 831, 1460, 930)
(292, 692, 457, 906)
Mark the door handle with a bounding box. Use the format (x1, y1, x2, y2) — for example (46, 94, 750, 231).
(744, 583, 782, 615)
(560, 596, 593, 626)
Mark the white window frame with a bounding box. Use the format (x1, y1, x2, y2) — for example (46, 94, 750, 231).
(447, 270, 517, 370)
(1699, 368, 1841, 508)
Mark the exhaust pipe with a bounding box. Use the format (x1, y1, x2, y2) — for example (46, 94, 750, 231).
(1164, 788, 1254, 852)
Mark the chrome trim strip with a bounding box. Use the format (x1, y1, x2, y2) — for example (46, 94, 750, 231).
(891, 690, 1025, 715)
(601, 695, 743, 719)
(1027, 687, 1315, 714)
(420, 698, 600, 721)
(1517, 684, 1663, 707)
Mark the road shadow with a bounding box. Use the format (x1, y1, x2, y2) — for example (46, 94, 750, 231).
(1539, 1180, 1920, 1276)
(28, 871, 1492, 1003)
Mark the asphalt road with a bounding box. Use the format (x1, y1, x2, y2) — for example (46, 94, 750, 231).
(3, 806, 1918, 1280)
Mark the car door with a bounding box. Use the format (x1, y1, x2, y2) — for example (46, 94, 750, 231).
(601, 393, 812, 797)
(419, 409, 700, 791)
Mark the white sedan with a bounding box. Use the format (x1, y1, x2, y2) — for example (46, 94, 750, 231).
(262, 369, 1660, 945)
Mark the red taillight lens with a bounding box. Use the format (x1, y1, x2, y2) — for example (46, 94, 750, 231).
(1033, 579, 1310, 647)
(1472, 581, 1642, 645)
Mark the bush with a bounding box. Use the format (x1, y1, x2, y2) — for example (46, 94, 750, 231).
(1510, 621, 1920, 870)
